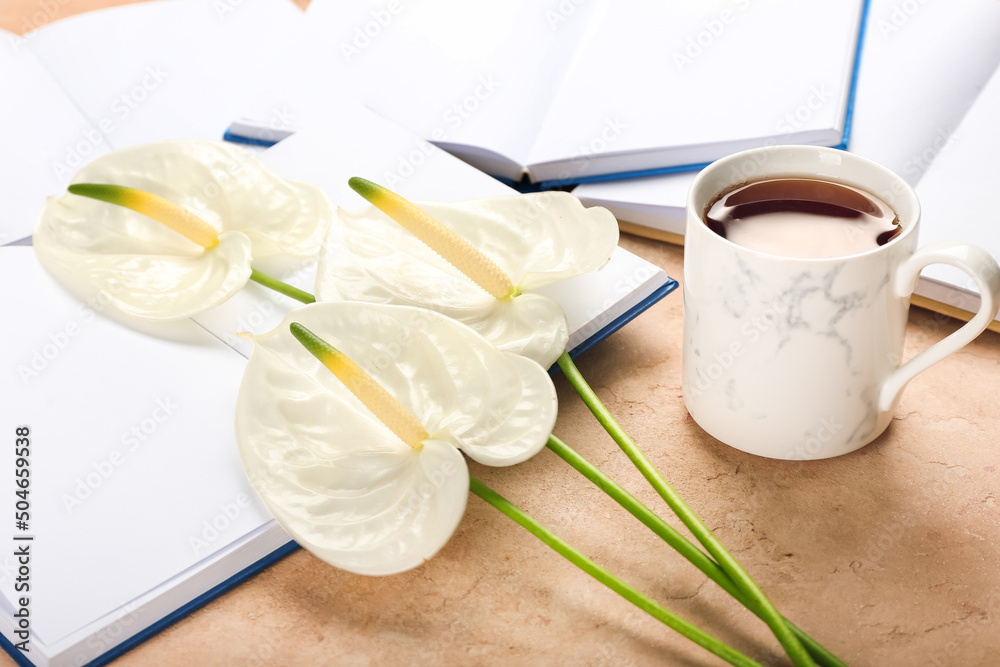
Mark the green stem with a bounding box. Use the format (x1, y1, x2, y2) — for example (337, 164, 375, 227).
(556, 352, 814, 667)
(244, 276, 830, 664)
(546, 435, 844, 667)
(249, 268, 316, 304)
(469, 476, 763, 667)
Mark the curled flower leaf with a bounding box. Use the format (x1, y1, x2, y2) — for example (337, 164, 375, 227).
(33, 140, 332, 320)
(235, 301, 558, 575)
(315, 188, 620, 367)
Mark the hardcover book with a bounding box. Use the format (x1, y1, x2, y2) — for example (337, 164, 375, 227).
(227, 0, 867, 185)
(0, 100, 677, 667)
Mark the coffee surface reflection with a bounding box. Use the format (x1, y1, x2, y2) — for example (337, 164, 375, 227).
(704, 177, 900, 259)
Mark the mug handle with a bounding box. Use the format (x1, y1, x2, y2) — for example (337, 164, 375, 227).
(879, 240, 1000, 412)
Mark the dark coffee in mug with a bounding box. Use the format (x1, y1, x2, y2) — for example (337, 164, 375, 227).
(704, 177, 900, 259)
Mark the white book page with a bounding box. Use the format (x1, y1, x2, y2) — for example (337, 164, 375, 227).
(575, 171, 696, 235)
(915, 65, 1000, 316)
(572, 0, 1000, 235)
(196, 101, 669, 358)
(0, 247, 270, 644)
(38, 522, 290, 666)
(536, 248, 670, 352)
(193, 101, 515, 356)
(846, 0, 1000, 183)
(236, 0, 601, 175)
(526, 0, 863, 176)
(23, 0, 303, 151)
(0, 32, 110, 245)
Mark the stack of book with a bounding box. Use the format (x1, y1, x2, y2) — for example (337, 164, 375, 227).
(228, 0, 867, 185)
(573, 0, 1000, 330)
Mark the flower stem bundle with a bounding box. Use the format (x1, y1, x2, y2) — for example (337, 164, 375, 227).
(38, 151, 843, 665)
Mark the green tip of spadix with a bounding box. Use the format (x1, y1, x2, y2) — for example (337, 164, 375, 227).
(348, 177, 379, 201)
(344, 177, 517, 300)
(290, 322, 331, 361)
(289, 321, 429, 449)
(68, 183, 127, 204)
(67, 183, 219, 250)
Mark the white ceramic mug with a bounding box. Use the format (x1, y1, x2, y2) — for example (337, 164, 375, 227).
(682, 146, 1000, 460)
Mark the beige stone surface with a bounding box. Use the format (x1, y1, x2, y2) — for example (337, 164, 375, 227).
(5, 3, 1000, 665)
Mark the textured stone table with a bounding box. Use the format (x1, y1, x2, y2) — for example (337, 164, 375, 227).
(4, 2, 999, 665)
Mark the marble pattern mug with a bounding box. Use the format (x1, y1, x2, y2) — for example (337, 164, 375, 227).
(682, 146, 1000, 460)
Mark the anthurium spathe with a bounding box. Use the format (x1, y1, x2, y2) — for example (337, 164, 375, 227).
(315, 179, 620, 367)
(33, 140, 332, 319)
(235, 301, 558, 575)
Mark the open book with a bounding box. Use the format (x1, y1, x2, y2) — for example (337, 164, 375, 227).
(574, 0, 1000, 330)
(912, 64, 1000, 331)
(0, 94, 676, 667)
(1, 0, 305, 246)
(575, 0, 1000, 236)
(227, 0, 867, 185)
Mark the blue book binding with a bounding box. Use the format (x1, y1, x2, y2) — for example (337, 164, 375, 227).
(0, 271, 678, 667)
(224, 0, 872, 188)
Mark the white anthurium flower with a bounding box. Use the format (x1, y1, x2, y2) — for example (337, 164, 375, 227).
(235, 301, 558, 576)
(33, 140, 332, 320)
(315, 179, 620, 367)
